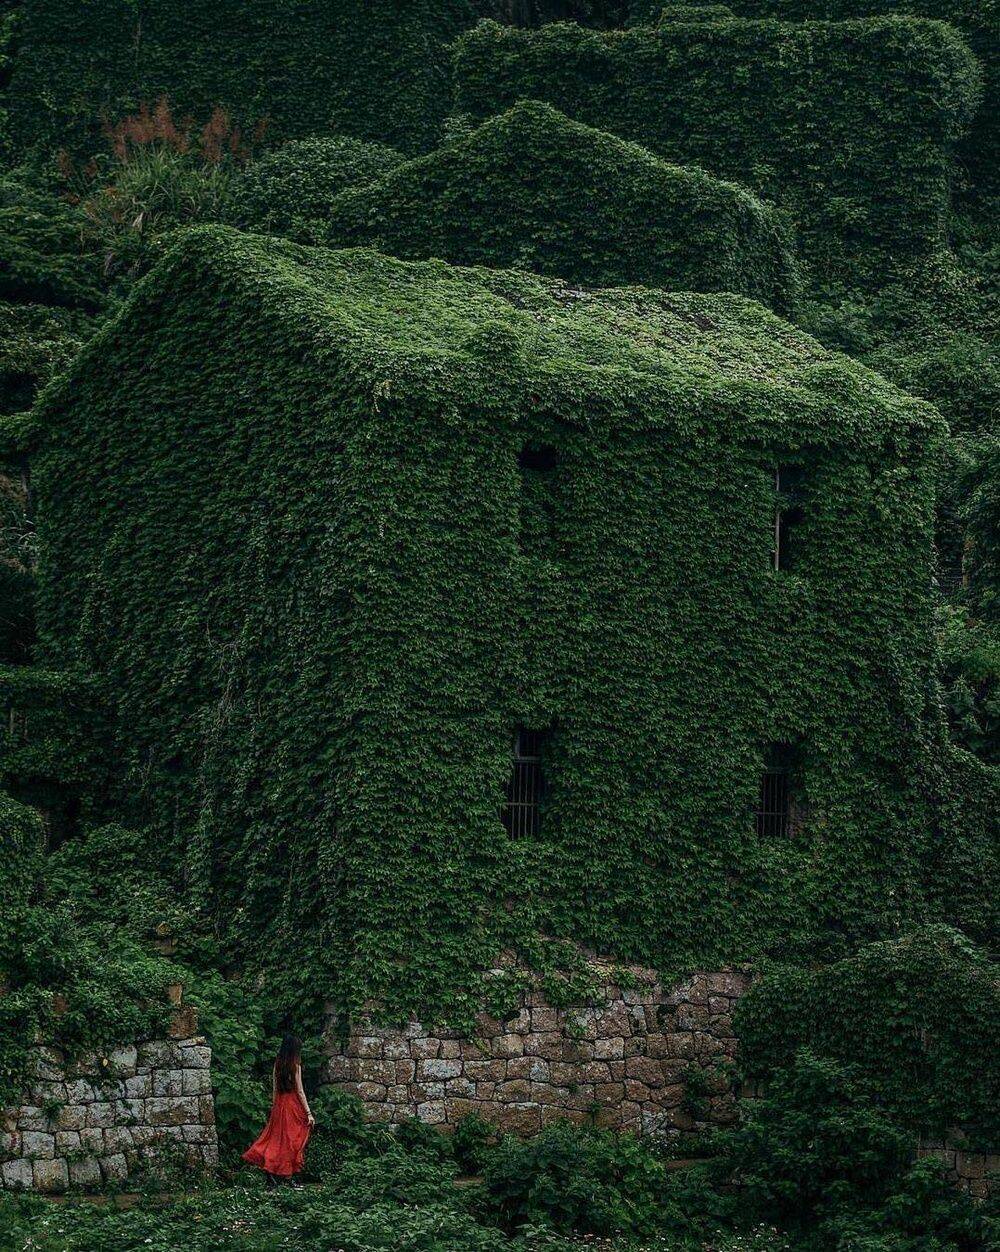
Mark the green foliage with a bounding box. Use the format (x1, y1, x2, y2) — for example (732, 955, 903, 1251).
(630, 0, 1000, 202)
(0, 171, 104, 310)
(6, 0, 481, 158)
(734, 927, 1000, 1147)
(182, 971, 270, 1154)
(707, 1049, 997, 1250)
(26, 227, 948, 1022)
(231, 136, 404, 243)
(477, 1121, 673, 1235)
(0, 797, 179, 1104)
(326, 101, 798, 310)
(938, 607, 1000, 764)
(452, 16, 980, 285)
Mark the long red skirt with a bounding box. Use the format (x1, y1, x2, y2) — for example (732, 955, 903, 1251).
(242, 1092, 311, 1177)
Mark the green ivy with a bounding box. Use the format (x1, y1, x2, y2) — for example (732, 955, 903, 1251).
(23, 226, 962, 1027)
(452, 16, 980, 286)
(325, 100, 798, 311)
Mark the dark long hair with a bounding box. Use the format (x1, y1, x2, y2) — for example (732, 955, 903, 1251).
(275, 1034, 301, 1093)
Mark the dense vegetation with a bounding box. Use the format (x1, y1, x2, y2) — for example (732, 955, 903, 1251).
(0, 0, 997, 1247)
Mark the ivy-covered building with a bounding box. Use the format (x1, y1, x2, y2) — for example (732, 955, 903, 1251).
(30, 227, 945, 1017)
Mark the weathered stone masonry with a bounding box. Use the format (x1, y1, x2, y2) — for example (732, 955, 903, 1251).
(0, 1035, 217, 1193)
(322, 966, 751, 1137)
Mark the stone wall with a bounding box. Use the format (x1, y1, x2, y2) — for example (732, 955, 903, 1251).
(0, 1035, 217, 1192)
(918, 1139, 1000, 1201)
(322, 966, 750, 1137)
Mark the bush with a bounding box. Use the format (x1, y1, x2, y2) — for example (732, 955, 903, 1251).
(734, 928, 1000, 1148)
(477, 1121, 672, 1236)
(709, 1050, 998, 1250)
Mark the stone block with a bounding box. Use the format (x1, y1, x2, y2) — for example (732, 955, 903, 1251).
(416, 1101, 445, 1124)
(65, 1079, 95, 1104)
(1, 1159, 33, 1190)
(594, 1037, 624, 1060)
(624, 1080, 651, 1103)
(30, 1048, 65, 1082)
(505, 1057, 533, 1081)
(69, 1156, 103, 1188)
(501, 1104, 542, 1135)
(465, 1059, 506, 1083)
(579, 1061, 612, 1084)
(564, 1010, 597, 1040)
(153, 1070, 183, 1097)
(530, 1007, 560, 1033)
(357, 1060, 396, 1085)
(497, 1080, 531, 1103)
(592, 1082, 626, 1106)
(21, 1130, 55, 1159)
(148, 1096, 198, 1126)
(168, 1006, 199, 1038)
(418, 1059, 461, 1080)
(492, 1035, 524, 1059)
(324, 1056, 351, 1083)
(527, 1058, 550, 1083)
(394, 1060, 416, 1083)
(125, 1074, 153, 1099)
(202, 1143, 219, 1169)
(108, 1045, 138, 1077)
(138, 1041, 177, 1069)
(356, 1036, 384, 1058)
(444, 1077, 474, 1098)
(17, 1106, 48, 1131)
(79, 1127, 104, 1153)
(444, 1098, 477, 1123)
(113, 1098, 144, 1124)
(411, 1038, 440, 1060)
(100, 1154, 128, 1184)
(199, 1097, 216, 1125)
(181, 1068, 212, 1096)
(529, 1082, 564, 1106)
(595, 1005, 631, 1037)
(439, 1040, 461, 1059)
(502, 1009, 531, 1034)
(32, 1158, 68, 1192)
(30, 1081, 66, 1105)
(356, 1082, 388, 1101)
(383, 1039, 411, 1060)
(104, 1126, 134, 1154)
(55, 1130, 81, 1153)
(181, 1124, 206, 1143)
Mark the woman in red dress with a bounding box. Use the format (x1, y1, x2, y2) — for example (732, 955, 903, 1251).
(243, 1034, 315, 1184)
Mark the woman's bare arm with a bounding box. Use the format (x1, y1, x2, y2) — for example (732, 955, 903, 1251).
(294, 1064, 314, 1123)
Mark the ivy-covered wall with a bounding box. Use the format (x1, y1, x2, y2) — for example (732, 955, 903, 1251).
(325, 101, 798, 311)
(628, 0, 997, 197)
(452, 17, 980, 283)
(30, 228, 945, 1023)
(4, 0, 478, 157)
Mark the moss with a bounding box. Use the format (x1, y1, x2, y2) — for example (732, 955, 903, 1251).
(326, 100, 798, 311)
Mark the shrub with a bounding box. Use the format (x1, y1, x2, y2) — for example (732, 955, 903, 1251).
(477, 1121, 671, 1235)
(734, 928, 1000, 1148)
(709, 1050, 998, 1249)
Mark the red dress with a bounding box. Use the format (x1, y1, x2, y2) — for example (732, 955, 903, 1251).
(243, 1074, 311, 1177)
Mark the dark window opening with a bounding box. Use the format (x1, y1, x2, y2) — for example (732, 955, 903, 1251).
(754, 742, 800, 838)
(518, 443, 558, 472)
(774, 464, 805, 572)
(502, 727, 548, 837)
